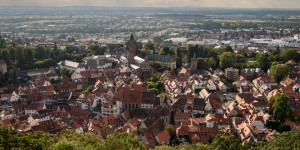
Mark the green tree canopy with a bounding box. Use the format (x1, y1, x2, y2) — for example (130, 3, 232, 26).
(197, 57, 207, 70)
(219, 52, 237, 69)
(101, 132, 144, 150)
(257, 54, 270, 72)
(272, 93, 292, 123)
(280, 48, 300, 62)
(144, 42, 155, 50)
(268, 64, 289, 83)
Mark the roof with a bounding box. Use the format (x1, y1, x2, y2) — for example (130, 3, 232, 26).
(156, 130, 170, 143)
(179, 68, 187, 74)
(193, 98, 206, 110)
(284, 120, 299, 128)
(58, 60, 79, 68)
(86, 59, 111, 67)
(174, 112, 190, 120)
(145, 54, 175, 62)
(281, 77, 293, 85)
(149, 105, 170, 119)
(134, 56, 145, 64)
(26, 102, 45, 110)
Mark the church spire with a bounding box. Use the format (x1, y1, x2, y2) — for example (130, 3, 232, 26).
(130, 33, 134, 41)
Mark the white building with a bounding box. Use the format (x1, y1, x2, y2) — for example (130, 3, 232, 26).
(58, 60, 80, 71)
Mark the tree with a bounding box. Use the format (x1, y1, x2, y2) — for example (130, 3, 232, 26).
(207, 49, 218, 60)
(269, 64, 289, 83)
(34, 46, 46, 60)
(280, 48, 299, 62)
(187, 44, 206, 59)
(60, 67, 68, 75)
(197, 57, 207, 70)
(34, 58, 57, 68)
(15, 47, 24, 68)
(271, 49, 280, 56)
(50, 139, 82, 150)
(174, 57, 182, 69)
(272, 93, 292, 122)
(100, 132, 144, 150)
(19, 131, 58, 150)
(205, 57, 216, 69)
(224, 45, 233, 53)
(85, 86, 93, 92)
(0, 35, 6, 48)
(210, 135, 243, 150)
(219, 52, 237, 69)
(268, 96, 275, 113)
(257, 54, 270, 72)
(12, 68, 17, 85)
(159, 47, 175, 56)
(257, 129, 300, 149)
(278, 124, 291, 133)
(165, 125, 175, 140)
(144, 42, 154, 50)
(0, 124, 21, 149)
(152, 61, 161, 71)
(236, 55, 246, 64)
(68, 37, 75, 43)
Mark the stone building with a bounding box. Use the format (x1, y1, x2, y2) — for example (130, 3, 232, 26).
(127, 34, 137, 64)
(191, 53, 197, 73)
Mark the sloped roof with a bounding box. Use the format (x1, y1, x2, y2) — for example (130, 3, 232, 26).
(26, 102, 45, 110)
(145, 54, 175, 62)
(58, 60, 79, 68)
(156, 130, 170, 143)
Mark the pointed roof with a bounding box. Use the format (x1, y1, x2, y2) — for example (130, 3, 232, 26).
(130, 34, 134, 41)
(193, 53, 196, 59)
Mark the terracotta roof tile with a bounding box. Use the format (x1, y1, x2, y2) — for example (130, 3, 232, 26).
(156, 130, 170, 143)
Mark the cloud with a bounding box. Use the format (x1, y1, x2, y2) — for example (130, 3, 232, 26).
(0, 0, 300, 8)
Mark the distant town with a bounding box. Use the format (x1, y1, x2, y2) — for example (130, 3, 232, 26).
(0, 6, 300, 150)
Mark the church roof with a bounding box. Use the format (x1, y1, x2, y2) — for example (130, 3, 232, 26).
(145, 54, 174, 62)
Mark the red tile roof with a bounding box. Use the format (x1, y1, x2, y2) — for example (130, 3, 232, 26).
(26, 102, 45, 110)
(80, 71, 91, 78)
(174, 112, 190, 120)
(156, 130, 170, 143)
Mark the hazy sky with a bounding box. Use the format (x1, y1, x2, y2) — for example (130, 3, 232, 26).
(1, 0, 300, 8)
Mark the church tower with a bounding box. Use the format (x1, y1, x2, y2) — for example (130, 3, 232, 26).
(191, 53, 197, 73)
(127, 34, 136, 64)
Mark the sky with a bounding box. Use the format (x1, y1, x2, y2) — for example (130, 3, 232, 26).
(1, 0, 300, 8)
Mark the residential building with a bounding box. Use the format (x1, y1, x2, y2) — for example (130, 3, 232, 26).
(225, 67, 239, 81)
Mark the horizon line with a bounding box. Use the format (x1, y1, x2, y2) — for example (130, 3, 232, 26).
(0, 5, 300, 10)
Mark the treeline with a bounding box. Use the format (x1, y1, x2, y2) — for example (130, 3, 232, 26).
(0, 124, 144, 150)
(155, 129, 300, 150)
(0, 37, 73, 70)
(0, 123, 299, 150)
(0, 36, 121, 71)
